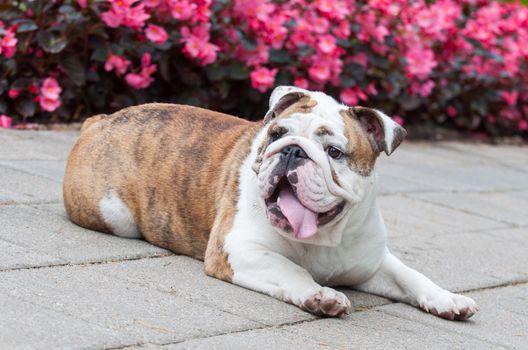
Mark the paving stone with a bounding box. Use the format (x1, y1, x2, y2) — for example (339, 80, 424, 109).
(382, 142, 490, 167)
(0, 166, 63, 204)
(380, 283, 528, 349)
(91, 255, 316, 326)
(0, 159, 66, 183)
(340, 289, 392, 311)
(282, 310, 498, 350)
(0, 129, 77, 160)
(165, 309, 497, 350)
(0, 291, 127, 350)
(0, 204, 170, 269)
(0, 238, 64, 270)
(378, 162, 527, 194)
(131, 327, 316, 350)
(442, 142, 528, 172)
(409, 191, 528, 226)
(389, 227, 528, 292)
(0, 265, 260, 348)
(377, 163, 441, 195)
(379, 194, 509, 238)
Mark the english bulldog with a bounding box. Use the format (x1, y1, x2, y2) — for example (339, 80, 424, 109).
(64, 86, 479, 319)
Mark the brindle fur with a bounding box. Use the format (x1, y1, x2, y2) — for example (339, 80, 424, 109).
(64, 103, 261, 281)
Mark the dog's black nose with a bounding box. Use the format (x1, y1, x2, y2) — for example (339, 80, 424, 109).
(281, 145, 308, 160)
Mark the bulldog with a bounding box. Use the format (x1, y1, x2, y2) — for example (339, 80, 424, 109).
(64, 86, 479, 319)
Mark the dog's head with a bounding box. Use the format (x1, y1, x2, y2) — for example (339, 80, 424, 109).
(253, 86, 406, 245)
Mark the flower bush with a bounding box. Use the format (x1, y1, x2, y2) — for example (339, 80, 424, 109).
(0, 0, 527, 136)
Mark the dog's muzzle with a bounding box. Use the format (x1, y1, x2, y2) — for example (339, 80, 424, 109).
(259, 143, 345, 240)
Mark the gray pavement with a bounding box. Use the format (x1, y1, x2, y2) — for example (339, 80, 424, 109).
(1, 128, 527, 349)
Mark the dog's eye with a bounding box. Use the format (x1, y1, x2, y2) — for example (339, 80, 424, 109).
(269, 131, 281, 143)
(327, 146, 344, 160)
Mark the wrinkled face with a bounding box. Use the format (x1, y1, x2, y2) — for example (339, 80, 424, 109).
(253, 86, 405, 244)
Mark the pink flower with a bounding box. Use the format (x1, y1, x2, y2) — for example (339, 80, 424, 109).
(0, 115, 12, 129)
(40, 78, 62, 100)
(168, 0, 196, 20)
(392, 115, 404, 125)
(410, 80, 435, 98)
(125, 52, 157, 89)
(405, 47, 437, 80)
(181, 25, 219, 66)
(317, 35, 336, 54)
(39, 97, 61, 112)
(125, 73, 153, 89)
(0, 27, 17, 58)
(76, 0, 87, 8)
(8, 89, 19, 99)
(38, 77, 62, 112)
(340, 86, 368, 105)
(334, 20, 350, 39)
(308, 63, 330, 84)
(101, 10, 122, 28)
(501, 90, 518, 106)
(28, 84, 39, 95)
(105, 54, 131, 75)
(519, 120, 528, 131)
(293, 77, 309, 89)
(145, 24, 168, 45)
(101, 0, 150, 30)
(250, 67, 278, 93)
(447, 106, 457, 118)
(350, 53, 368, 68)
(340, 88, 358, 106)
(143, 0, 160, 7)
(366, 83, 378, 96)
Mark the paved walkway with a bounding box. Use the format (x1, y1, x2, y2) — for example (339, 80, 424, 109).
(1, 129, 527, 349)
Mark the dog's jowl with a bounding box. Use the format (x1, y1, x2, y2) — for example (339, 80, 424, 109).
(64, 86, 478, 319)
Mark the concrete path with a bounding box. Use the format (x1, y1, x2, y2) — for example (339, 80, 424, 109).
(1, 129, 527, 349)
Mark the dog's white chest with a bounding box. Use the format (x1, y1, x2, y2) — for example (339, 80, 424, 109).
(291, 224, 387, 286)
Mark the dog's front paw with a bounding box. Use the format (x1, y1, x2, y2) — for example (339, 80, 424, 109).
(300, 287, 351, 317)
(418, 290, 479, 321)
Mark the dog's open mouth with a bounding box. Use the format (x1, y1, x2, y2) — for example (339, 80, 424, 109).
(265, 177, 345, 240)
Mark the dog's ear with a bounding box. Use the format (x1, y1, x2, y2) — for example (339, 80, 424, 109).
(264, 86, 311, 123)
(349, 106, 407, 155)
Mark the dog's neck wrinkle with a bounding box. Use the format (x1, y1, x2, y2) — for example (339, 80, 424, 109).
(340, 179, 378, 242)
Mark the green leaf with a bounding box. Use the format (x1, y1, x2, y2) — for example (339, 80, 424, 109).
(228, 62, 249, 80)
(400, 93, 422, 111)
(11, 78, 32, 90)
(0, 98, 6, 114)
(15, 98, 36, 118)
(60, 54, 86, 86)
(206, 64, 227, 82)
(15, 19, 38, 33)
(336, 38, 352, 48)
(237, 31, 257, 51)
(339, 76, 356, 88)
(91, 45, 108, 63)
(159, 54, 172, 82)
(269, 49, 290, 64)
(3, 59, 17, 76)
(36, 30, 68, 54)
(0, 80, 7, 95)
(275, 70, 291, 86)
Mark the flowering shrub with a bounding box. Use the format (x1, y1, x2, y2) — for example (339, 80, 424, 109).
(0, 0, 527, 136)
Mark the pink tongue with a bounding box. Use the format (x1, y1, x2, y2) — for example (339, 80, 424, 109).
(278, 185, 318, 239)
